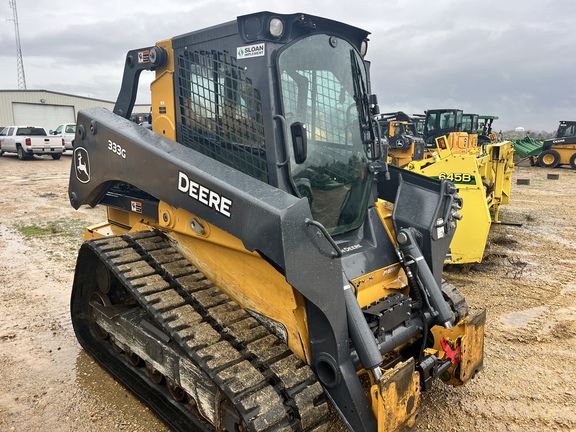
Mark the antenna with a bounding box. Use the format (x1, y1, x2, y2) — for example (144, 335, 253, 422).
(8, 0, 26, 90)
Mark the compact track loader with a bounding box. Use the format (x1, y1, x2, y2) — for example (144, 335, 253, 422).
(405, 109, 514, 264)
(68, 12, 485, 432)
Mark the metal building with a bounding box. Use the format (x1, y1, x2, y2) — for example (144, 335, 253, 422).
(0, 89, 151, 132)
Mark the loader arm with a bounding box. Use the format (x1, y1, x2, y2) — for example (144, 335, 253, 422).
(112, 46, 167, 118)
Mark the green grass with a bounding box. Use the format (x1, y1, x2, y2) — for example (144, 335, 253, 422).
(15, 218, 86, 240)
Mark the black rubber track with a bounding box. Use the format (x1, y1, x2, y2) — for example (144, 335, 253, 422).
(71, 230, 332, 432)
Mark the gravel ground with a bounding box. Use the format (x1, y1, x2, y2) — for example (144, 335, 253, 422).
(0, 152, 574, 431)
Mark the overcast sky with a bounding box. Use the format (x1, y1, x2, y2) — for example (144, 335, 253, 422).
(0, 0, 574, 132)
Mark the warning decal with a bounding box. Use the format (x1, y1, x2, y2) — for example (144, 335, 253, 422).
(131, 201, 143, 214)
(137, 50, 150, 64)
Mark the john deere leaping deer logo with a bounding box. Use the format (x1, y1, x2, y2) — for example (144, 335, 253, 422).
(74, 147, 90, 184)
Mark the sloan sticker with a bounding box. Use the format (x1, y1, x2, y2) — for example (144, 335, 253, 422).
(237, 43, 265, 59)
(74, 147, 90, 184)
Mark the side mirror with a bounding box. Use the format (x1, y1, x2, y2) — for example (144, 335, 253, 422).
(369, 94, 379, 116)
(49, 130, 54, 134)
(290, 122, 307, 164)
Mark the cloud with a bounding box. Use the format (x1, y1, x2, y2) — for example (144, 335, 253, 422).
(1, 0, 575, 131)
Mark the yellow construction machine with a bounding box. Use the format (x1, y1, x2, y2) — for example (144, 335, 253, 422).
(462, 113, 479, 147)
(405, 109, 515, 264)
(377, 112, 426, 167)
(537, 120, 576, 169)
(68, 13, 485, 432)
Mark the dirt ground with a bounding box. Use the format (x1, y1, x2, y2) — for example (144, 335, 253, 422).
(0, 152, 574, 431)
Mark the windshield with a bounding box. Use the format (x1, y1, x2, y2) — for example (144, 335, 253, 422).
(17, 127, 46, 136)
(462, 115, 478, 133)
(557, 123, 576, 138)
(424, 110, 462, 145)
(278, 34, 372, 235)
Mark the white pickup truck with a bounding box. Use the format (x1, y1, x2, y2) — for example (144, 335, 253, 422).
(50, 123, 76, 151)
(0, 125, 65, 160)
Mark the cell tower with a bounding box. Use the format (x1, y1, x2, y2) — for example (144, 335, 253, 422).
(9, 0, 26, 90)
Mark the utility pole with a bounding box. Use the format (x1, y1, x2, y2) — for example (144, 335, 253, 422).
(8, 0, 26, 90)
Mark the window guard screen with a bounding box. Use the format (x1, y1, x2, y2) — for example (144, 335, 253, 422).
(177, 49, 268, 182)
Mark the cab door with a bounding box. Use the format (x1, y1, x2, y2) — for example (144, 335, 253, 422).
(3, 127, 16, 152)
